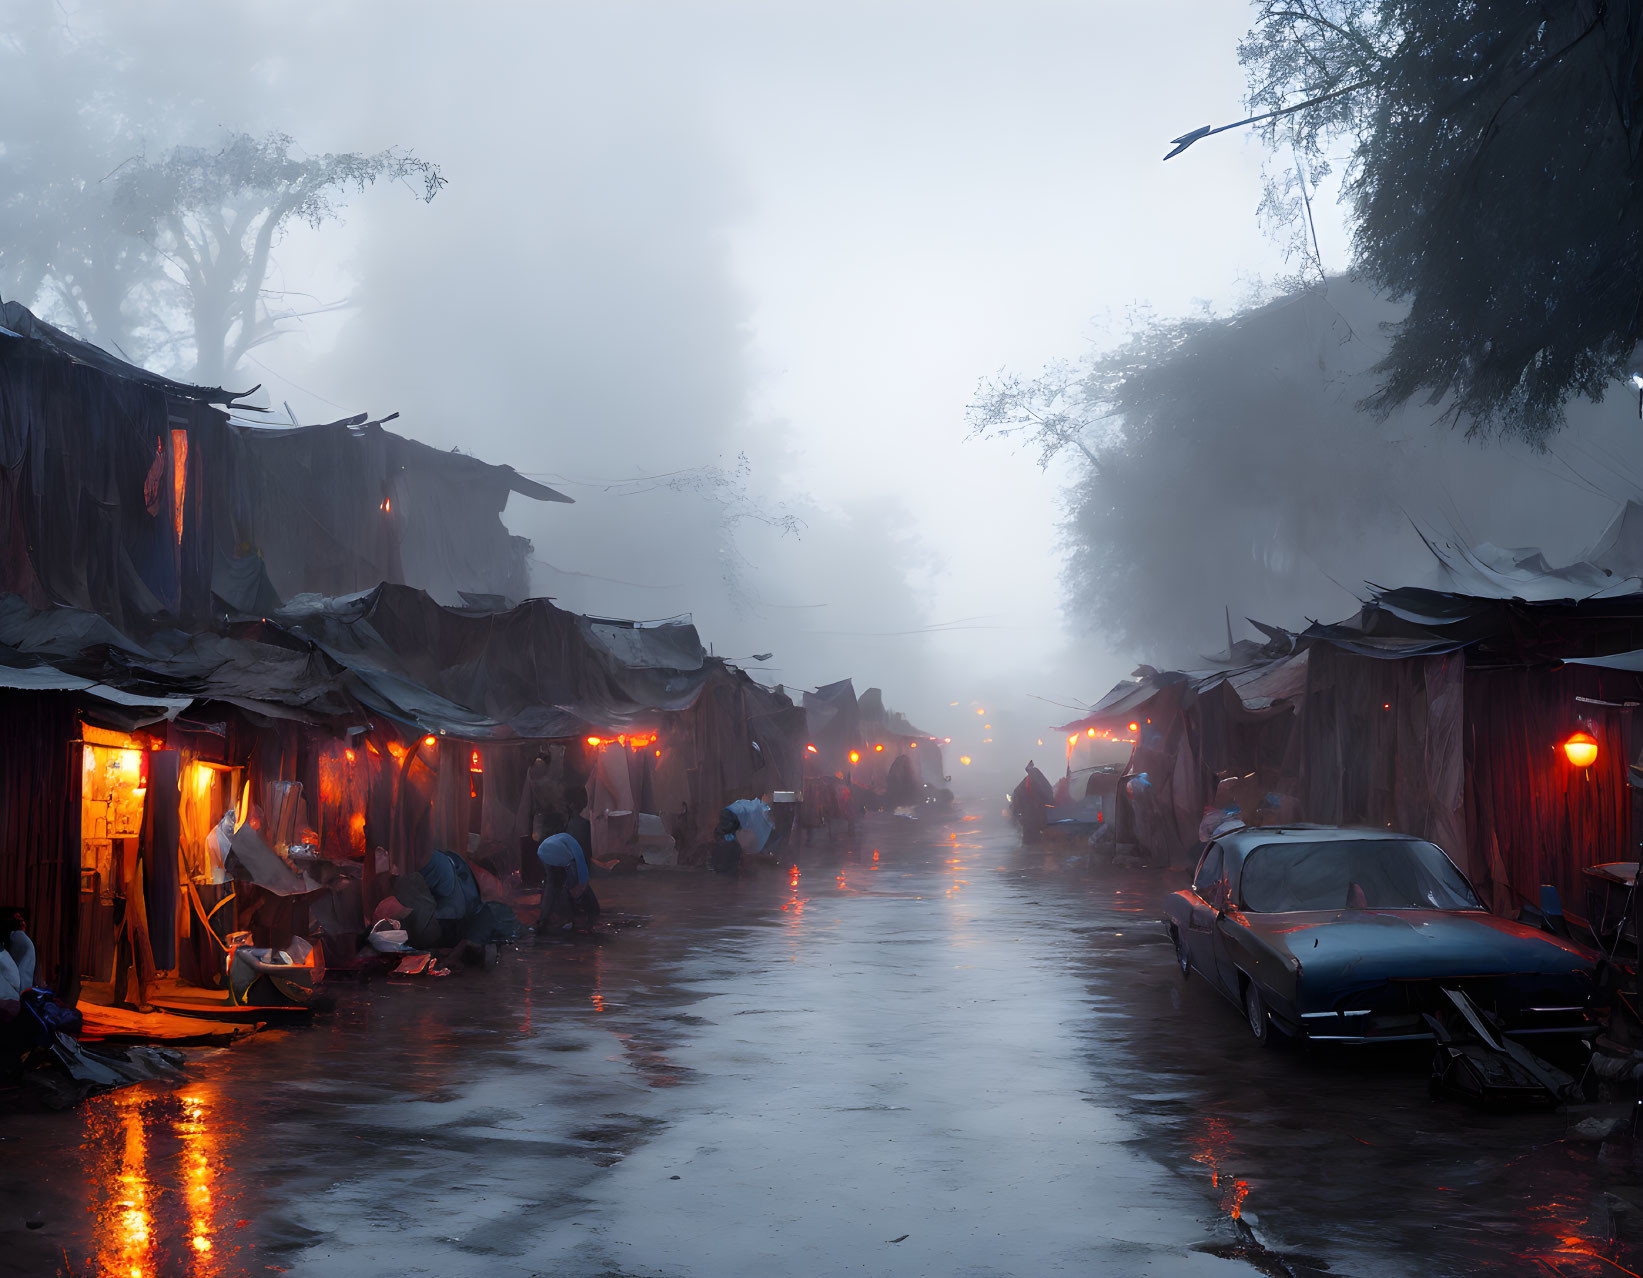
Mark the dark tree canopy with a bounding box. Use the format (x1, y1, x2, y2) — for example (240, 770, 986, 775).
(1238, 0, 1643, 442)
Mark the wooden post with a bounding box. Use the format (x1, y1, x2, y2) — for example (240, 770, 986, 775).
(386, 735, 427, 875)
(62, 734, 84, 1008)
(120, 838, 156, 1012)
(144, 751, 181, 971)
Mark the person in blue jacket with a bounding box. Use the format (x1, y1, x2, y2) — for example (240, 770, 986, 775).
(535, 832, 600, 932)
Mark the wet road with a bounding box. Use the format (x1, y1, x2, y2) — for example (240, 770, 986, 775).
(4, 814, 1643, 1276)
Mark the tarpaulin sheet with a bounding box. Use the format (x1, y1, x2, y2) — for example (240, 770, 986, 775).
(803, 680, 857, 742)
(1415, 534, 1636, 602)
(1585, 502, 1643, 580)
(0, 301, 569, 631)
(226, 421, 567, 607)
(857, 686, 935, 741)
(0, 302, 240, 404)
(0, 586, 695, 741)
(1568, 650, 1643, 672)
(279, 584, 722, 737)
(1299, 646, 1469, 869)
(1058, 677, 1174, 734)
(1228, 650, 1309, 708)
(583, 620, 704, 672)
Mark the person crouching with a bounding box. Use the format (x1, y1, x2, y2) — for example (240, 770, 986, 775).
(535, 832, 600, 933)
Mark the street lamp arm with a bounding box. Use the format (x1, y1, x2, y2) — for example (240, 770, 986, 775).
(1163, 78, 1377, 160)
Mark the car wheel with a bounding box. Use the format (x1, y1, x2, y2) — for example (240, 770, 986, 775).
(1170, 927, 1190, 978)
(1244, 980, 1272, 1046)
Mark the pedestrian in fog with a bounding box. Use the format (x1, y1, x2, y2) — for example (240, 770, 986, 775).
(535, 831, 599, 933)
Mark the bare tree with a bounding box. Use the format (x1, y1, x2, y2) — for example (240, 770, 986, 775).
(0, 13, 444, 386)
(111, 132, 445, 386)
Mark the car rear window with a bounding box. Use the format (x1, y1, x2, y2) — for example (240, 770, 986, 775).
(1239, 838, 1482, 913)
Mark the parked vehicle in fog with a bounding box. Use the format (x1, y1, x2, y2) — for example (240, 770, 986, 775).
(1164, 825, 1600, 1045)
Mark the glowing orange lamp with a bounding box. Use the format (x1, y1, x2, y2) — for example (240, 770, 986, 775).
(1563, 730, 1599, 768)
(848, 750, 861, 765)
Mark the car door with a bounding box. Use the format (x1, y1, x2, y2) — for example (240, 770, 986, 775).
(1185, 843, 1227, 990)
(1209, 878, 1248, 998)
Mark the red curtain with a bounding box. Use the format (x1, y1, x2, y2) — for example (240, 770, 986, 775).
(1465, 665, 1638, 916)
(0, 692, 80, 995)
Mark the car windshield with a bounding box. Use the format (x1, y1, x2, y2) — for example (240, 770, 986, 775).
(1239, 838, 1482, 913)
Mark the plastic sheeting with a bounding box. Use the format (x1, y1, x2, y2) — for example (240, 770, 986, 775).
(1298, 646, 1470, 873)
(227, 421, 567, 607)
(278, 584, 724, 738)
(0, 582, 782, 745)
(0, 301, 569, 632)
(584, 620, 704, 672)
(857, 687, 935, 741)
(1076, 561, 1643, 904)
(726, 799, 775, 853)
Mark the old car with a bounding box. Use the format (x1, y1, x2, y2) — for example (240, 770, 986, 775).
(1164, 825, 1600, 1045)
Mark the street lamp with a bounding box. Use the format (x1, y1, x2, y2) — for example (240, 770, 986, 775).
(1562, 730, 1599, 769)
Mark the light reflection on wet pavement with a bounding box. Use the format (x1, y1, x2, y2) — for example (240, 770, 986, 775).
(3, 815, 1643, 1276)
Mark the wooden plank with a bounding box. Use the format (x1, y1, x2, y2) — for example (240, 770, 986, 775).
(149, 989, 312, 1023)
(76, 1001, 254, 1044)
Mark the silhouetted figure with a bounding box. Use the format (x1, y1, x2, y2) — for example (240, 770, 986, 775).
(885, 753, 918, 809)
(1011, 760, 1055, 842)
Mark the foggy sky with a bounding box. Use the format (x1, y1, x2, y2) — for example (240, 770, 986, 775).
(6, 1, 1412, 773)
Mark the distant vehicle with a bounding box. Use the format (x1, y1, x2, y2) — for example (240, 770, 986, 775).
(1164, 825, 1600, 1046)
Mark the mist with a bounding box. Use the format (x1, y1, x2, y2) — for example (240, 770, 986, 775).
(0, 0, 1382, 770)
(1034, 278, 1643, 675)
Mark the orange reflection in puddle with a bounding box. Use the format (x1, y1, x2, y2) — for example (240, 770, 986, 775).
(782, 863, 809, 939)
(114, 1109, 152, 1277)
(1513, 1207, 1643, 1276)
(179, 1093, 222, 1271)
(86, 1094, 155, 1278)
(1187, 1112, 1252, 1227)
(86, 1087, 229, 1278)
(1542, 1233, 1642, 1276)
